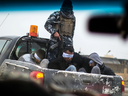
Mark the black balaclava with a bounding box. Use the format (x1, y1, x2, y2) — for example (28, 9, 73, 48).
(60, 0, 74, 18)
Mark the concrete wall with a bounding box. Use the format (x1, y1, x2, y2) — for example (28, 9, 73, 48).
(105, 63, 128, 81)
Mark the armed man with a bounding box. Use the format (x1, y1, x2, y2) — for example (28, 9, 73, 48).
(44, 0, 76, 62)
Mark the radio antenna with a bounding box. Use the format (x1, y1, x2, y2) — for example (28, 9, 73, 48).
(0, 13, 9, 27)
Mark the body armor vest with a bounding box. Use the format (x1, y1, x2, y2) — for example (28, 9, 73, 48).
(54, 13, 73, 37)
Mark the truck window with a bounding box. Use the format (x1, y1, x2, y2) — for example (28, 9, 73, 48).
(31, 42, 47, 52)
(15, 42, 44, 58)
(11, 40, 47, 60)
(15, 42, 28, 58)
(0, 39, 10, 55)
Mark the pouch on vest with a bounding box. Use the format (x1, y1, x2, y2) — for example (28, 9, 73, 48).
(60, 14, 73, 37)
(53, 13, 74, 37)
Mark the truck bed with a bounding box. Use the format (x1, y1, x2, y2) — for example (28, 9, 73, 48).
(0, 59, 123, 96)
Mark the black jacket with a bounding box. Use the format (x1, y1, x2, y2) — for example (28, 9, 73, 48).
(48, 52, 91, 72)
(98, 64, 115, 75)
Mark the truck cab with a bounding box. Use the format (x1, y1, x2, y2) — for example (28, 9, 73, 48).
(0, 35, 49, 65)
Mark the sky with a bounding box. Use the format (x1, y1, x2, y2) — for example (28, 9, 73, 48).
(0, 9, 128, 60)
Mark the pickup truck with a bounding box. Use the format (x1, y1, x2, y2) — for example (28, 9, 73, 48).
(0, 33, 125, 96)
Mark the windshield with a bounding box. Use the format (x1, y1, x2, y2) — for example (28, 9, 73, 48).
(0, 39, 10, 55)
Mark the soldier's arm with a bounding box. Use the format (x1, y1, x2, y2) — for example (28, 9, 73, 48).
(44, 11, 60, 36)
